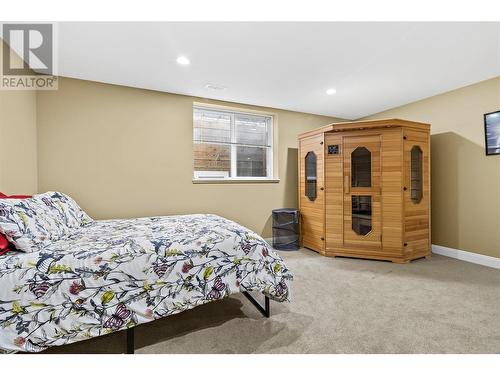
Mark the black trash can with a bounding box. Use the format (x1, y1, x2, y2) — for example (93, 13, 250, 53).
(272, 208, 300, 250)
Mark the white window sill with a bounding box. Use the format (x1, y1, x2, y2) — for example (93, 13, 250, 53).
(193, 178, 280, 184)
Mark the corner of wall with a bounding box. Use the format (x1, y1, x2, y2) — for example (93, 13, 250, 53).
(0, 38, 39, 195)
(360, 76, 500, 259)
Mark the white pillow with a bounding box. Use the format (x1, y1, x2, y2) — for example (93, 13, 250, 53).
(0, 197, 66, 252)
(0, 192, 93, 252)
(39, 192, 93, 228)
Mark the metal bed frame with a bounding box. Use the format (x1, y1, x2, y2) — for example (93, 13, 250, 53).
(125, 292, 270, 354)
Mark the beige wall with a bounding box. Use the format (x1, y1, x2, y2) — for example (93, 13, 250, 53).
(36, 77, 340, 237)
(364, 76, 500, 258)
(0, 41, 38, 195)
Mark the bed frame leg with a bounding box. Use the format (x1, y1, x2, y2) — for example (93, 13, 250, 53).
(242, 291, 270, 318)
(126, 327, 135, 354)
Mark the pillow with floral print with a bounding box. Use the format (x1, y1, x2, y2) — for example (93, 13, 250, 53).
(0, 197, 67, 252)
(37, 192, 93, 229)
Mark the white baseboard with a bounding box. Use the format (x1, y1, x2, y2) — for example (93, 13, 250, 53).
(265, 238, 500, 270)
(432, 244, 500, 270)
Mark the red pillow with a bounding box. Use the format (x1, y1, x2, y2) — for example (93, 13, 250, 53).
(0, 193, 32, 254)
(0, 193, 9, 251)
(0, 236, 9, 251)
(0, 247, 11, 256)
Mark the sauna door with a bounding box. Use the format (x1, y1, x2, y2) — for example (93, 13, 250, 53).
(343, 135, 382, 250)
(299, 134, 324, 253)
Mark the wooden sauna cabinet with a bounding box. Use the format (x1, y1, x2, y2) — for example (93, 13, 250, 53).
(298, 119, 431, 263)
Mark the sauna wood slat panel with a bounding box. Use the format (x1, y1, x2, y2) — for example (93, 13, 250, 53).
(324, 133, 343, 250)
(299, 134, 325, 253)
(403, 129, 431, 257)
(380, 129, 404, 255)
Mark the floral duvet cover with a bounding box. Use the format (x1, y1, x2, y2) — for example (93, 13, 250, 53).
(0, 214, 292, 353)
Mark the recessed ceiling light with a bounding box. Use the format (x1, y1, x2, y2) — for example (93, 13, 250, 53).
(176, 56, 190, 65)
(326, 88, 337, 95)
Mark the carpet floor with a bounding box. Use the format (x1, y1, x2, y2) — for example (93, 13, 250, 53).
(45, 249, 500, 354)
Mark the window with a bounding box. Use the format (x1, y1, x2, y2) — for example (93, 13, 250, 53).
(410, 146, 423, 203)
(351, 147, 371, 187)
(193, 106, 274, 181)
(305, 151, 317, 201)
(352, 195, 372, 235)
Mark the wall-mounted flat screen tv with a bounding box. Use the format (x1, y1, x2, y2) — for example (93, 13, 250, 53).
(484, 110, 500, 155)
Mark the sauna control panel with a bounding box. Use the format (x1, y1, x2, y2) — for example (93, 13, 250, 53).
(328, 144, 340, 155)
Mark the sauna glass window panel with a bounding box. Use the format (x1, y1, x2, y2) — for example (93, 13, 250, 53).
(351, 147, 371, 187)
(352, 195, 372, 235)
(305, 151, 317, 201)
(193, 107, 273, 180)
(410, 146, 423, 203)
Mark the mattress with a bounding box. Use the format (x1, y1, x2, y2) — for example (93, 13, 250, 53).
(0, 214, 292, 353)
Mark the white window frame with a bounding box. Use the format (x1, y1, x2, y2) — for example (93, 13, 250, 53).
(193, 104, 278, 183)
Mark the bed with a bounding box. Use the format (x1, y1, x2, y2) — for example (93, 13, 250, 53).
(0, 193, 292, 354)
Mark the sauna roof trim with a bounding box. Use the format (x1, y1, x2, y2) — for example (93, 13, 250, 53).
(298, 119, 430, 139)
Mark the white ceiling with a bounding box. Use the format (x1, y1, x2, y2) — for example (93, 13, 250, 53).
(25, 23, 500, 118)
